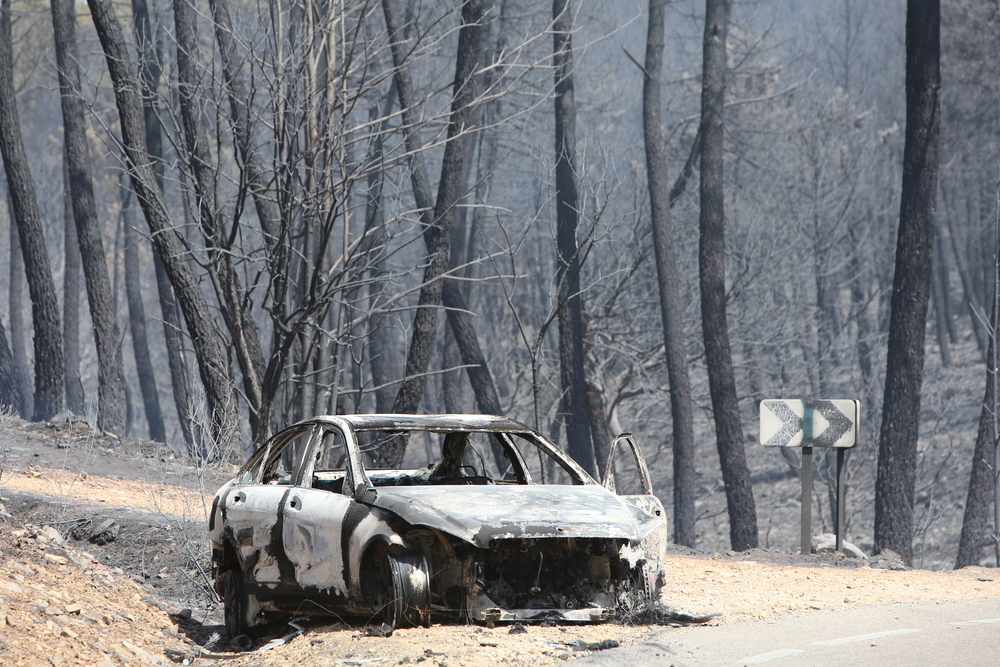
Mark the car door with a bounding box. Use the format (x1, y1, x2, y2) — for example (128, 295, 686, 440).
(603, 433, 668, 574)
(279, 425, 356, 598)
(223, 424, 316, 585)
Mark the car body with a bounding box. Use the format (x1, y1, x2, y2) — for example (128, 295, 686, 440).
(208, 414, 667, 635)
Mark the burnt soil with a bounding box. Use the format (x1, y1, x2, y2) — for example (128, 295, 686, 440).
(0, 415, 997, 666)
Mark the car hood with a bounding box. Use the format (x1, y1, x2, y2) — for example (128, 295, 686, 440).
(367, 484, 652, 548)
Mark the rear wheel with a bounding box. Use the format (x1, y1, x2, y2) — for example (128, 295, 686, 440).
(220, 568, 264, 640)
(376, 550, 431, 628)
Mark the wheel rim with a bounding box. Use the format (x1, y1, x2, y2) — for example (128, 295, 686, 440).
(379, 551, 431, 628)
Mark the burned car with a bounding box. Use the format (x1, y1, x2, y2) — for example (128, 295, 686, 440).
(208, 414, 666, 636)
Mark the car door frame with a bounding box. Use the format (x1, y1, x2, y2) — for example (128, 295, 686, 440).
(221, 423, 319, 586)
(277, 421, 361, 599)
(602, 433, 668, 577)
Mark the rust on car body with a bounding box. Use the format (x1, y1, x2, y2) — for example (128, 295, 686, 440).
(208, 414, 667, 634)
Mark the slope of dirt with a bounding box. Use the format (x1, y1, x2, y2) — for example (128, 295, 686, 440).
(0, 415, 997, 666)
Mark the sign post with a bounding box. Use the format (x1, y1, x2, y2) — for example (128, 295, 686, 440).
(760, 399, 860, 556)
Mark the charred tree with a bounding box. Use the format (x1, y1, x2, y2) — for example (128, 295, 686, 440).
(6, 206, 31, 417)
(173, 0, 266, 437)
(698, 0, 758, 551)
(61, 162, 85, 415)
(874, 0, 940, 564)
(123, 195, 166, 443)
(0, 315, 21, 413)
(377, 0, 508, 469)
(387, 0, 487, 416)
(206, 0, 280, 248)
(956, 180, 999, 568)
(643, 0, 697, 547)
(956, 305, 997, 568)
(88, 0, 240, 455)
(552, 0, 597, 477)
(585, 378, 612, 477)
(364, 101, 396, 416)
(130, 0, 197, 451)
(52, 0, 128, 435)
(0, 0, 64, 421)
(930, 246, 951, 367)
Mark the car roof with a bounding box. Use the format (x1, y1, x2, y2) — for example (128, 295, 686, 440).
(307, 413, 534, 433)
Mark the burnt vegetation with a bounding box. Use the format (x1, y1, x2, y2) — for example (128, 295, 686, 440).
(0, 0, 997, 579)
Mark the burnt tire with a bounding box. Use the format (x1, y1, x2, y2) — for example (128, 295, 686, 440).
(617, 562, 655, 617)
(378, 550, 431, 629)
(220, 568, 264, 640)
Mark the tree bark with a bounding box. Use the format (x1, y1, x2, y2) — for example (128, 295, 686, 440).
(698, 0, 758, 551)
(552, 0, 597, 478)
(382, 0, 502, 464)
(0, 0, 64, 421)
(585, 378, 612, 477)
(955, 307, 996, 568)
(206, 0, 281, 249)
(931, 242, 951, 367)
(61, 161, 85, 415)
(363, 101, 397, 416)
(874, 0, 940, 564)
(88, 0, 240, 456)
(947, 211, 988, 353)
(52, 0, 128, 435)
(173, 0, 266, 437)
(6, 203, 31, 416)
(0, 310, 21, 413)
(935, 227, 957, 343)
(644, 0, 697, 547)
(123, 195, 166, 442)
(130, 0, 197, 452)
(378, 0, 500, 466)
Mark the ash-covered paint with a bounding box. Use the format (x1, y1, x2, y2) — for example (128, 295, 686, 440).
(369, 485, 652, 547)
(281, 489, 352, 594)
(339, 503, 372, 591)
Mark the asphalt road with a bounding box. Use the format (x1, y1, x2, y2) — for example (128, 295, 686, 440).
(570, 598, 1000, 666)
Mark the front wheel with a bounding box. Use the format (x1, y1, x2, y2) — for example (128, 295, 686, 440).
(376, 550, 431, 628)
(219, 568, 264, 639)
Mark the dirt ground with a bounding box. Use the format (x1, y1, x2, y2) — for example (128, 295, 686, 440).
(0, 415, 998, 666)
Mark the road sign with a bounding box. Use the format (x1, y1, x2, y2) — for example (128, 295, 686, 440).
(760, 399, 859, 448)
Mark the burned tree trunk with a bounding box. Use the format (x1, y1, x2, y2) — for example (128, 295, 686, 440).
(956, 313, 997, 568)
(206, 0, 280, 248)
(130, 0, 197, 451)
(173, 0, 266, 437)
(552, 0, 597, 478)
(874, 0, 940, 564)
(698, 0, 758, 551)
(6, 207, 31, 417)
(378, 0, 504, 467)
(52, 0, 128, 435)
(0, 315, 21, 413)
(390, 0, 490, 414)
(643, 0, 697, 547)
(931, 242, 951, 367)
(61, 162, 85, 415)
(955, 183, 999, 568)
(0, 0, 64, 421)
(123, 195, 166, 443)
(88, 0, 240, 455)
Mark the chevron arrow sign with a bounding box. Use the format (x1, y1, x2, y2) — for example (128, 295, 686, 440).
(760, 399, 859, 448)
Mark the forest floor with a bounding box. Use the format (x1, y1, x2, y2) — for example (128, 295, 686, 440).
(0, 414, 997, 666)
